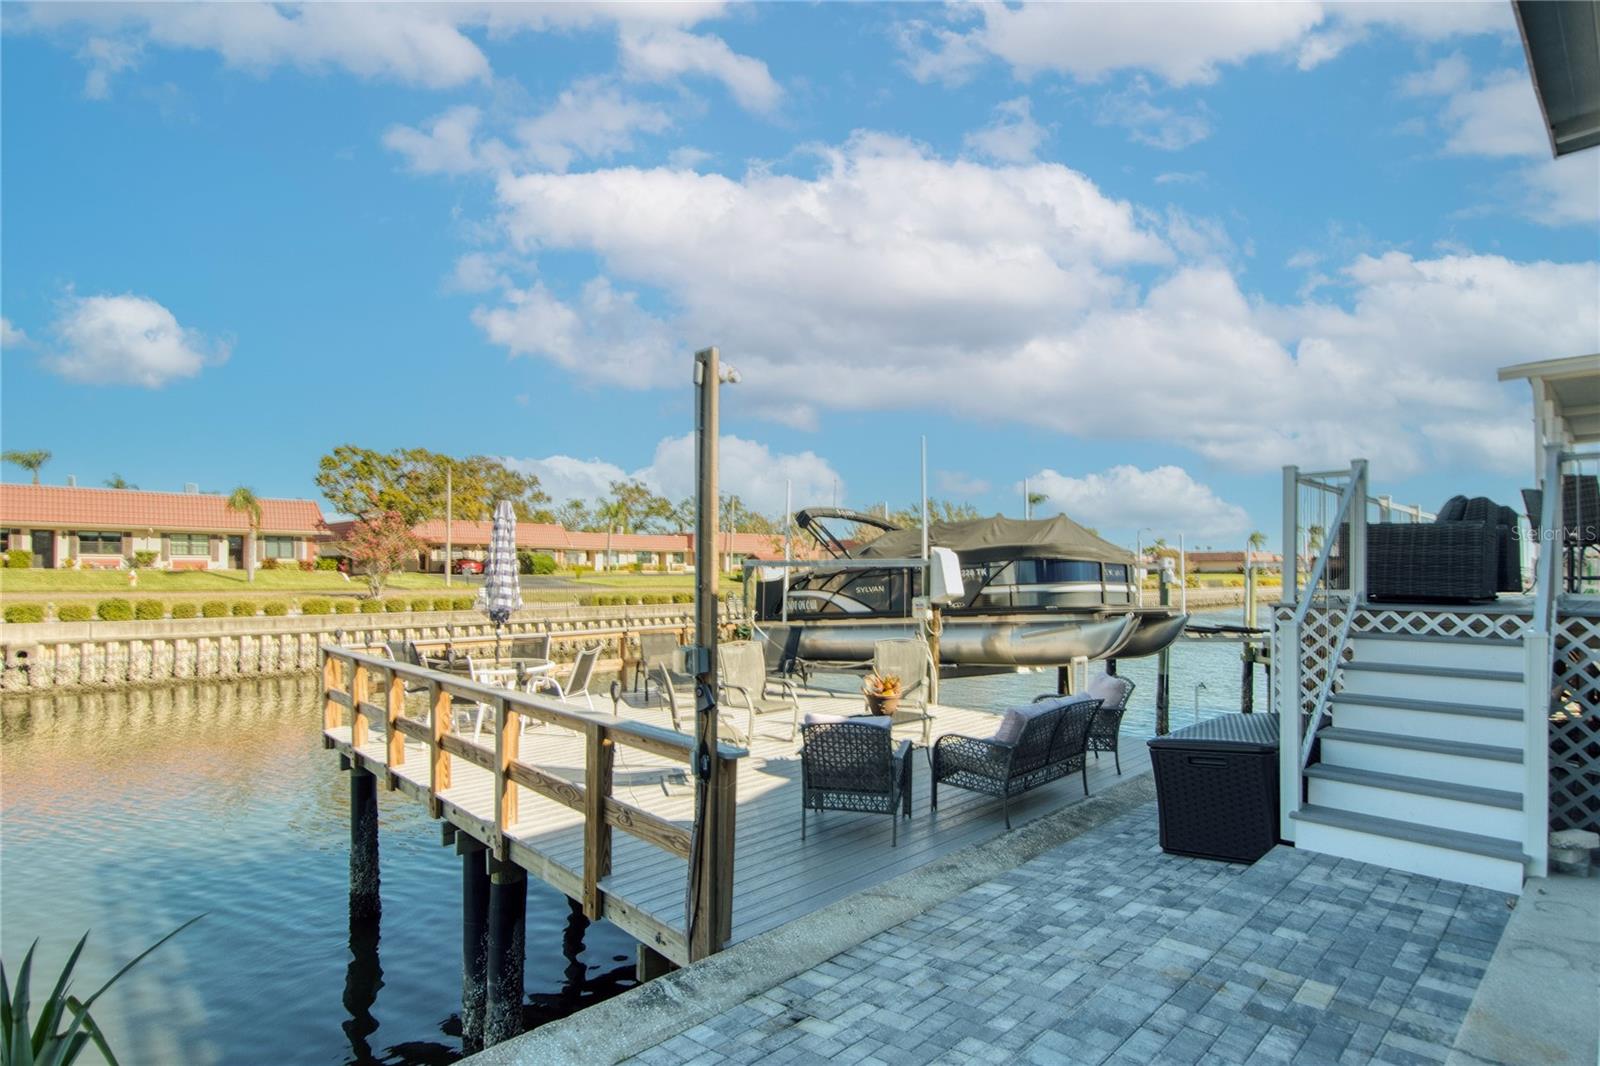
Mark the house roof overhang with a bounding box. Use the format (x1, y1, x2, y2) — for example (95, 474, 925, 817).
(1498, 352, 1600, 451)
(1514, 0, 1600, 157)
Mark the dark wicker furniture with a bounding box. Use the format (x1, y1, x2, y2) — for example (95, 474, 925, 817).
(1437, 495, 1522, 592)
(1366, 521, 1499, 602)
(1048, 673, 1136, 774)
(800, 717, 913, 846)
(1524, 475, 1600, 593)
(1147, 713, 1279, 863)
(931, 696, 1100, 830)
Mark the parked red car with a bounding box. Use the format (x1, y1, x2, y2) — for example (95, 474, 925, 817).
(453, 559, 485, 575)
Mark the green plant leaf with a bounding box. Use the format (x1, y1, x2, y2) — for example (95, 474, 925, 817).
(8, 942, 36, 1066)
(30, 934, 86, 1061)
(77, 916, 203, 1013)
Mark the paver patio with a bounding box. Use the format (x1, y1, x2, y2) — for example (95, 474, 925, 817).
(622, 802, 1513, 1066)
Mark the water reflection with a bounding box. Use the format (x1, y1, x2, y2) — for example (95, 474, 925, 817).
(1, 675, 640, 1066)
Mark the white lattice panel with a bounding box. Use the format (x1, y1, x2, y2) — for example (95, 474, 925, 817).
(1551, 610, 1600, 834)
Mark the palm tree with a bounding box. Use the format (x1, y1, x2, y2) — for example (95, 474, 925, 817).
(2, 449, 51, 484)
(1245, 529, 1267, 569)
(226, 486, 263, 582)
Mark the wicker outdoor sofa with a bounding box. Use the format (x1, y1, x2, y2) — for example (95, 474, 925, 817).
(931, 695, 1101, 830)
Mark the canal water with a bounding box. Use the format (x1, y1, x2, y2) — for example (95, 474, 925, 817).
(0, 609, 1264, 1064)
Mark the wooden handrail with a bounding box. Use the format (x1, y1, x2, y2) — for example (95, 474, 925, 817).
(320, 640, 733, 953)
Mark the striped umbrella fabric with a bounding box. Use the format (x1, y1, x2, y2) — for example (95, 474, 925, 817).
(477, 499, 523, 629)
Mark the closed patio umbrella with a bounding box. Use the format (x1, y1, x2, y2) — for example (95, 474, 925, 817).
(476, 500, 523, 662)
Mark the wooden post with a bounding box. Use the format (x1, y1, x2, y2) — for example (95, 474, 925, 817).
(323, 653, 343, 735)
(714, 756, 737, 948)
(351, 663, 370, 748)
(429, 681, 451, 816)
(459, 837, 490, 1053)
(636, 944, 676, 982)
(1155, 571, 1172, 736)
(583, 725, 614, 919)
(350, 764, 380, 919)
(1056, 665, 1073, 696)
(483, 856, 526, 1047)
(493, 696, 518, 854)
(1240, 643, 1255, 714)
(385, 666, 405, 781)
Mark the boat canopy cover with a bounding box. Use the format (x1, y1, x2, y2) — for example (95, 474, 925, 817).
(854, 514, 1136, 566)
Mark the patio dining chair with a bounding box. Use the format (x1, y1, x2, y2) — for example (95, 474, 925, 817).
(381, 639, 430, 695)
(872, 638, 933, 709)
(719, 640, 801, 742)
(655, 664, 748, 745)
(531, 643, 601, 711)
(634, 631, 684, 697)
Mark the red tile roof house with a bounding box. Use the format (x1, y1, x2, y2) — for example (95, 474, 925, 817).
(1183, 550, 1284, 574)
(0, 484, 327, 570)
(323, 518, 813, 573)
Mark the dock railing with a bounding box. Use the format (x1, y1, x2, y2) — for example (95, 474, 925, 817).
(319, 644, 746, 963)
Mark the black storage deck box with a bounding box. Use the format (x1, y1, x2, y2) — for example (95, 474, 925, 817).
(1147, 713, 1280, 864)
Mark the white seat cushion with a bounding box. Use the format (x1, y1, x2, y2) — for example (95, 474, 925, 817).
(804, 711, 891, 728)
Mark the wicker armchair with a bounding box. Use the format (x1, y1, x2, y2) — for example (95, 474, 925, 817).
(1036, 673, 1135, 774)
(800, 717, 913, 846)
(1438, 495, 1522, 592)
(1366, 521, 1499, 603)
(931, 696, 1100, 829)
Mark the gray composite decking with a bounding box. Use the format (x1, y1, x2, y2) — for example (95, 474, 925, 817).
(326, 686, 1149, 957)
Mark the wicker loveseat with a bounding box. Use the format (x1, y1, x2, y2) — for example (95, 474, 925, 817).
(931, 695, 1100, 829)
(1367, 494, 1519, 603)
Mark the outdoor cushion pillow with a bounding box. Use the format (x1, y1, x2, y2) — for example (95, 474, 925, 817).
(993, 700, 1063, 746)
(1085, 673, 1133, 711)
(803, 711, 890, 728)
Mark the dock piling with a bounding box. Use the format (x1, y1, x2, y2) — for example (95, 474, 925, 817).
(460, 837, 490, 1052)
(484, 856, 527, 1046)
(350, 764, 380, 919)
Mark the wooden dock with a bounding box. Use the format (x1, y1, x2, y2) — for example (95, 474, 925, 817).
(320, 646, 1150, 971)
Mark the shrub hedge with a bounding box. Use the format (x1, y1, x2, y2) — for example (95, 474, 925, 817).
(58, 603, 93, 622)
(97, 599, 134, 621)
(301, 598, 332, 616)
(231, 601, 256, 617)
(201, 601, 229, 618)
(410, 597, 433, 612)
(316, 557, 339, 571)
(333, 600, 357, 614)
(452, 596, 473, 610)
(384, 599, 408, 613)
(5, 548, 33, 569)
(134, 600, 165, 620)
(359, 599, 384, 614)
(262, 601, 288, 616)
(4, 603, 45, 623)
(170, 602, 199, 619)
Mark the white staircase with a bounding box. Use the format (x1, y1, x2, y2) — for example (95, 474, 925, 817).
(1291, 631, 1532, 893)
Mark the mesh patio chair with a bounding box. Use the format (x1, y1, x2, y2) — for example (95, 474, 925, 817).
(655, 664, 748, 745)
(634, 632, 683, 697)
(1037, 673, 1136, 774)
(532, 643, 601, 711)
(1524, 475, 1600, 593)
(800, 716, 913, 846)
(720, 640, 801, 741)
(382, 640, 430, 695)
(872, 638, 933, 709)
(508, 633, 551, 661)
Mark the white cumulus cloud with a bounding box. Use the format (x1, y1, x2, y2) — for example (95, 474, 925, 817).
(618, 26, 782, 112)
(46, 293, 228, 387)
(964, 97, 1048, 163)
(0, 317, 29, 349)
(1027, 465, 1251, 542)
(507, 434, 841, 518)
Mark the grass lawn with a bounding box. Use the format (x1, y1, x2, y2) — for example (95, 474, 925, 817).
(0, 568, 457, 599)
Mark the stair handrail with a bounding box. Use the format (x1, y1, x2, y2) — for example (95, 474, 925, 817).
(1290, 459, 1367, 629)
(1300, 604, 1357, 769)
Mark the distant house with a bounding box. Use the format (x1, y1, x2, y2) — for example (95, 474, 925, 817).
(0, 483, 327, 570)
(323, 517, 811, 573)
(1184, 550, 1283, 574)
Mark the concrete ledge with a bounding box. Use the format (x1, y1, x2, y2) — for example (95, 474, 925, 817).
(1446, 874, 1600, 1066)
(465, 771, 1158, 1066)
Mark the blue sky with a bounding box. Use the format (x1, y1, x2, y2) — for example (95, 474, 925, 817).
(2, 2, 1596, 549)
